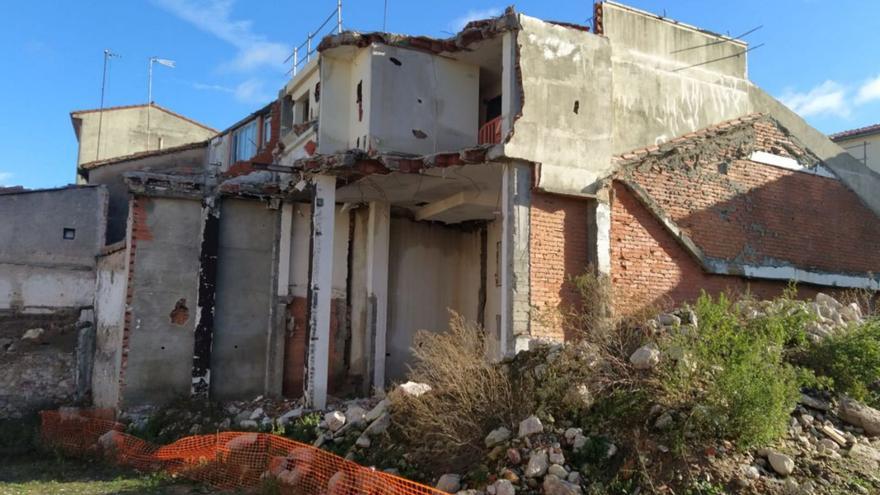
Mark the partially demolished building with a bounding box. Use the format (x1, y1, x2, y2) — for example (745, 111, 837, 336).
(5, 2, 879, 417)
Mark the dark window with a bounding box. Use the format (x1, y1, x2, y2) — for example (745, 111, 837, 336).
(63, 228, 76, 240)
(485, 95, 502, 121)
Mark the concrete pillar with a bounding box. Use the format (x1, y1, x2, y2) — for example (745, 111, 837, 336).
(501, 31, 521, 140)
(365, 201, 390, 394)
(305, 175, 336, 410)
(500, 162, 531, 358)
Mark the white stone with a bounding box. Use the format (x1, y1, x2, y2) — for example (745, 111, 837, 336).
(548, 447, 565, 465)
(21, 328, 44, 341)
(654, 412, 673, 430)
(249, 407, 265, 420)
(485, 426, 512, 447)
(548, 464, 567, 478)
(566, 471, 581, 484)
(364, 413, 390, 436)
(239, 419, 258, 429)
(744, 465, 760, 480)
(816, 293, 841, 309)
(493, 479, 515, 495)
(767, 452, 794, 476)
(398, 381, 432, 397)
(325, 411, 346, 432)
(657, 314, 681, 327)
(436, 474, 461, 493)
(563, 427, 582, 443)
(345, 405, 367, 426)
(572, 434, 588, 451)
(629, 345, 660, 370)
(525, 449, 549, 478)
(542, 476, 582, 495)
(518, 415, 543, 438)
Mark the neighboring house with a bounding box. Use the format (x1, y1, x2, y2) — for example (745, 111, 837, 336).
(40, 1, 879, 413)
(0, 185, 108, 418)
(71, 103, 217, 183)
(830, 123, 880, 174)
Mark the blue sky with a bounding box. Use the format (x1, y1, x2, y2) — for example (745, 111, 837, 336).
(1, 0, 878, 189)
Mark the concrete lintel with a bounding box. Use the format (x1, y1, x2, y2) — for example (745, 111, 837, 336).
(305, 175, 336, 409)
(414, 191, 498, 223)
(366, 201, 391, 394)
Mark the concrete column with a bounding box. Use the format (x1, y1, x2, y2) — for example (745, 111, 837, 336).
(365, 201, 390, 394)
(305, 175, 336, 409)
(501, 31, 521, 140)
(500, 162, 531, 358)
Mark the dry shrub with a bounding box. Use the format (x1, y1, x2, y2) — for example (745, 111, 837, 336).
(390, 312, 520, 473)
(838, 286, 880, 318)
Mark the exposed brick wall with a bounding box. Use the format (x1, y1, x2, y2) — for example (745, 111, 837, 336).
(610, 182, 846, 317)
(282, 296, 348, 398)
(529, 192, 590, 341)
(623, 116, 880, 274)
(117, 196, 147, 405)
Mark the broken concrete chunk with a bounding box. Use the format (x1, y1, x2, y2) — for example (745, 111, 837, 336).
(524, 449, 549, 478)
(365, 399, 390, 422)
(435, 473, 461, 493)
(838, 397, 880, 436)
(767, 451, 794, 476)
(324, 411, 346, 432)
(397, 381, 432, 397)
(518, 415, 543, 438)
(485, 426, 512, 447)
(799, 394, 831, 411)
(344, 405, 367, 426)
(542, 475, 582, 495)
(21, 328, 45, 341)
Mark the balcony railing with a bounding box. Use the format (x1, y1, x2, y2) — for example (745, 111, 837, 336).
(478, 116, 503, 145)
(286, 1, 342, 76)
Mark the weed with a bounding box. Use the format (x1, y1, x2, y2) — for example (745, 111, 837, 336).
(807, 319, 880, 408)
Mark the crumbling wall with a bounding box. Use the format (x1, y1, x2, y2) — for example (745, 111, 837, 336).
(120, 196, 202, 406)
(0, 309, 81, 418)
(92, 246, 127, 409)
(504, 15, 613, 195)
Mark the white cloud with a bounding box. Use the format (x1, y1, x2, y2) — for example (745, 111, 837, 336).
(153, 0, 288, 73)
(779, 81, 850, 118)
(0, 172, 13, 186)
(192, 79, 272, 104)
(856, 75, 880, 105)
(448, 7, 501, 32)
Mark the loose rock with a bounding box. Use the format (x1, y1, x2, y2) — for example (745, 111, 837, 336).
(629, 345, 660, 370)
(767, 451, 795, 476)
(518, 415, 543, 438)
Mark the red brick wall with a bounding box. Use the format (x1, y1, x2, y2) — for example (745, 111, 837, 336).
(610, 182, 842, 317)
(529, 192, 590, 341)
(626, 120, 880, 274)
(282, 296, 348, 398)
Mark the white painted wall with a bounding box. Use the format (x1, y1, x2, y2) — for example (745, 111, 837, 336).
(835, 132, 880, 175)
(485, 218, 503, 359)
(370, 44, 479, 155)
(0, 264, 96, 310)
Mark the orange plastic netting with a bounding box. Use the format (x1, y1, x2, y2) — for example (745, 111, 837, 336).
(40, 409, 444, 495)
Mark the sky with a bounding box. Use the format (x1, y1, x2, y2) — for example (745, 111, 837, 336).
(1, 0, 878, 189)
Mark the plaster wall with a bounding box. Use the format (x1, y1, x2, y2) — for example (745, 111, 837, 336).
(86, 146, 206, 243)
(0, 186, 107, 310)
(123, 196, 202, 406)
(317, 55, 354, 153)
(505, 15, 613, 195)
(210, 198, 279, 400)
(75, 106, 215, 166)
(485, 218, 502, 359)
(91, 248, 127, 409)
(370, 44, 479, 155)
(289, 203, 351, 299)
(386, 218, 482, 381)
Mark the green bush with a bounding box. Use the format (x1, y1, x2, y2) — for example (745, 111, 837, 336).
(808, 320, 880, 408)
(660, 292, 803, 447)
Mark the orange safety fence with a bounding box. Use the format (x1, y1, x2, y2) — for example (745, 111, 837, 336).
(40, 409, 445, 495)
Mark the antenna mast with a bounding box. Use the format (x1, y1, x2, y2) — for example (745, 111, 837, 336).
(96, 49, 119, 161)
